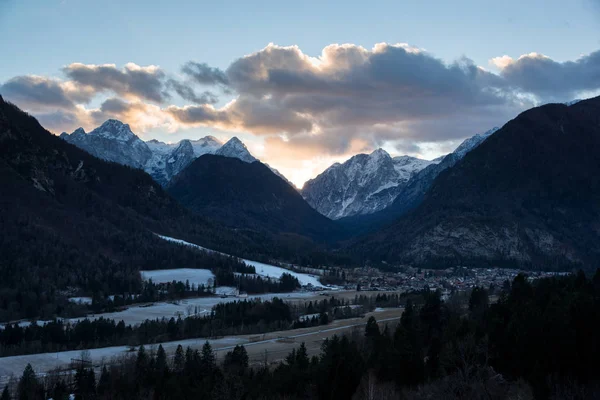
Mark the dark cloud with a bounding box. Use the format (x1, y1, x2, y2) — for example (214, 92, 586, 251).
(36, 110, 84, 133)
(63, 63, 169, 103)
(0, 75, 93, 110)
(166, 95, 313, 134)
(217, 43, 519, 154)
(181, 62, 229, 86)
(497, 51, 600, 101)
(166, 79, 219, 104)
(166, 104, 230, 125)
(6, 42, 600, 169)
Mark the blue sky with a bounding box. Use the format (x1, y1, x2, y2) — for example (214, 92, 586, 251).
(1, 0, 599, 186)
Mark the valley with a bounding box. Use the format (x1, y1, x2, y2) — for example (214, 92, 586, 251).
(1, 81, 599, 399)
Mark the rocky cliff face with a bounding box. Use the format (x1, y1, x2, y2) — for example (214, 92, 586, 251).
(302, 149, 434, 219)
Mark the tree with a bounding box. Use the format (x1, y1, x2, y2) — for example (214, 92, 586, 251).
(74, 367, 96, 400)
(224, 345, 248, 373)
(97, 366, 110, 396)
(295, 342, 310, 370)
(469, 286, 489, 321)
(174, 344, 185, 372)
(1, 386, 9, 400)
(155, 344, 168, 375)
(365, 316, 380, 338)
(136, 345, 149, 374)
(200, 341, 216, 371)
(400, 299, 414, 330)
(18, 364, 39, 400)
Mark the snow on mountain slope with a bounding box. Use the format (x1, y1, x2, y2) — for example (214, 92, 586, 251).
(62, 121, 287, 186)
(145, 136, 222, 185)
(156, 234, 327, 287)
(215, 137, 257, 163)
(302, 149, 435, 219)
(61, 120, 153, 169)
(188, 136, 223, 156)
(336, 126, 505, 232)
(452, 127, 499, 159)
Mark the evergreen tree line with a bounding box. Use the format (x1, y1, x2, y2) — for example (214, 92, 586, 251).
(0, 295, 370, 357)
(0, 222, 255, 323)
(213, 270, 301, 293)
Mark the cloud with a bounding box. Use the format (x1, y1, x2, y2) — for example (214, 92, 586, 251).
(166, 95, 313, 134)
(36, 109, 90, 133)
(0, 75, 95, 110)
(182, 62, 229, 86)
(63, 62, 169, 103)
(89, 98, 177, 134)
(493, 50, 600, 101)
(490, 55, 515, 69)
(4, 42, 600, 186)
(166, 79, 219, 104)
(214, 43, 519, 155)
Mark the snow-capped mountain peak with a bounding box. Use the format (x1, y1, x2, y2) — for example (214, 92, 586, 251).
(369, 148, 390, 159)
(302, 148, 434, 219)
(215, 137, 257, 163)
(60, 122, 277, 186)
(89, 119, 137, 142)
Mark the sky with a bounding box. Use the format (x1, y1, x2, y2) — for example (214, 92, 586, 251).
(1, 0, 599, 187)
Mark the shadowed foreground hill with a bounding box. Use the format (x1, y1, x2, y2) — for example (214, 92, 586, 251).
(167, 154, 345, 242)
(354, 97, 600, 270)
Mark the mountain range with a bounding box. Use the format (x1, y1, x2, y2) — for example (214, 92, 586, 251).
(60, 121, 260, 186)
(3, 92, 599, 272)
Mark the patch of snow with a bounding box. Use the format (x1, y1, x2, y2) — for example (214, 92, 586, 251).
(452, 127, 499, 159)
(215, 137, 257, 163)
(215, 286, 237, 295)
(68, 297, 92, 305)
(140, 269, 215, 287)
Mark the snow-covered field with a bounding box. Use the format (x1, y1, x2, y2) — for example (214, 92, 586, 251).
(244, 260, 324, 287)
(140, 268, 215, 287)
(156, 234, 327, 288)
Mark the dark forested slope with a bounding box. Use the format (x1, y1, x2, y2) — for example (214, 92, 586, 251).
(167, 154, 344, 242)
(354, 97, 600, 269)
(0, 96, 261, 321)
